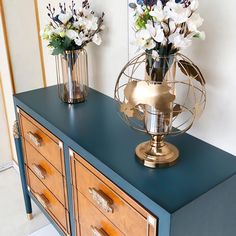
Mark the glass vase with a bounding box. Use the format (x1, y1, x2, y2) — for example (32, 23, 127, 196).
(56, 49, 88, 104)
(144, 53, 176, 135)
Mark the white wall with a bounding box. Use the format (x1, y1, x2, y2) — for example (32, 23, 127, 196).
(175, 2, 235, 155)
(0, 79, 12, 167)
(184, 1, 236, 155)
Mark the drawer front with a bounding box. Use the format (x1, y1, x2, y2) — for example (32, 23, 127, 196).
(74, 158, 152, 236)
(27, 168, 69, 234)
(24, 141, 66, 207)
(19, 111, 63, 174)
(79, 192, 124, 236)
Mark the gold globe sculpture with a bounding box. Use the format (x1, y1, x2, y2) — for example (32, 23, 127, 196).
(115, 53, 206, 168)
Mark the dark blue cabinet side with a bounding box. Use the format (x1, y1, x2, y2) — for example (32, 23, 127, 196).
(13, 85, 236, 236)
(171, 174, 236, 236)
(13, 117, 32, 216)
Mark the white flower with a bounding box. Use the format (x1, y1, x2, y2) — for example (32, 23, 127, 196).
(75, 37, 83, 46)
(187, 13, 204, 32)
(133, 29, 156, 50)
(169, 30, 192, 49)
(84, 15, 98, 31)
(58, 12, 73, 24)
(92, 33, 102, 45)
(40, 25, 53, 39)
(53, 26, 64, 34)
(164, 0, 191, 24)
(134, 29, 151, 48)
(74, 17, 86, 28)
(66, 30, 78, 40)
(169, 20, 176, 34)
(190, 0, 199, 11)
(78, 7, 90, 17)
(145, 39, 156, 50)
(149, 1, 167, 22)
(146, 21, 166, 44)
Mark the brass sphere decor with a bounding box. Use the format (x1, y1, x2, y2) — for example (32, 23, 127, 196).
(115, 53, 206, 168)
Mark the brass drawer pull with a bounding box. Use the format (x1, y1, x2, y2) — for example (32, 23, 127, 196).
(35, 193, 49, 209)
(91, 226, 109, 236)
(88, 188, 114, 213)
(32, 164, 47, 180)
(27, 131, 42, 147)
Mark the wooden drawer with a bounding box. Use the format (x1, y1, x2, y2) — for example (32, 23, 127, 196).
(27, 168, 69, 235)
(24, 140, 67, 208)
(19, 110, 64, 174)
(78, 192, 124, 236)
(72, 153, 157, 236)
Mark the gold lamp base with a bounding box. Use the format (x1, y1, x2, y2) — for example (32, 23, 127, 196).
(135, 135, 179, 168)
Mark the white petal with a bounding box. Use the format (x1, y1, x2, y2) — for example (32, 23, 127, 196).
(92, 34, 102, 45)
(187, 13, 204, 32)
(66, 30, 78, 40)
(145, 39, 156, 50)
(58, 13, 73, 24)
(75, 37, 83, 46)
(190, 0, 199, 11)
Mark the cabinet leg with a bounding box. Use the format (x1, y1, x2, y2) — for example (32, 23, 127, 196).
(27, 213, 33, 220)
(13, 122, 33, 218)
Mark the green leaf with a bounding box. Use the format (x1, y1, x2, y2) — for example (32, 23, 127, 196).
(49, 39, 62, 48)
(52, 48, 64, 55)
(178, 60, 206, 85)
(63, 36, 72, 50)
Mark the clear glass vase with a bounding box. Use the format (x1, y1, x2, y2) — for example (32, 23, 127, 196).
(144, 53, 176, 135)
(56, 49, 88, 104)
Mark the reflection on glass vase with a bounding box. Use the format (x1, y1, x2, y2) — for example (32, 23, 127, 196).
(56, 49, 88, 104)
(144, 53, 176, 136)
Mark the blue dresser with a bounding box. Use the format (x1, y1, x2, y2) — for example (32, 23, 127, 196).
(14, 85, 236, 236)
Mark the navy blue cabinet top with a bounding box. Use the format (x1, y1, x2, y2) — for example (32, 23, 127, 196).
(14, 86, 236, 221)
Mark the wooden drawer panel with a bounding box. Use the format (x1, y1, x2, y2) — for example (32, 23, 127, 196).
(78, 192, 124, 236)
(19, 111, 64, 174)
(73, 155, 156, 236)
(27, 168, 69, 234)
(24, 141, 66, 207)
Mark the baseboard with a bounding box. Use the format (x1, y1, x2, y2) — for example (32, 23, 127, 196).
(0, 161, 13, 172)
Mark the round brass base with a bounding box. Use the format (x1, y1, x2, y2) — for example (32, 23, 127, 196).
(135, 140, 179, 168)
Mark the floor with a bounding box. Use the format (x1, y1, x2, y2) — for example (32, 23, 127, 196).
(29, 225, 59, 236)
(0, 167, 52, 236)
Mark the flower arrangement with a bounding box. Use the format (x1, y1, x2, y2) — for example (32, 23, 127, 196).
(41, 0, 105, 55)
(129, 0, 205, 57)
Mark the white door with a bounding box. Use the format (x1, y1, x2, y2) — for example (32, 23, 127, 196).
(0, 79, 12, 170)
